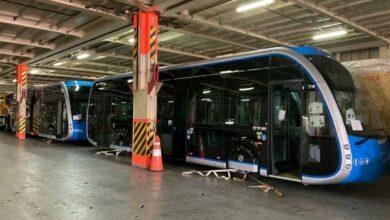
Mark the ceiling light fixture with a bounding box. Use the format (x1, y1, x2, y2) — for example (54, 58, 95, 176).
(30, 69, 39, 74)
(77, 53, 91, 60)
(236, 0, 275, 13)
(53, 61, 65, 67)
(202, 89, 211, 94)
(239, 87, 254, 92)
(313, 29, 347, 40)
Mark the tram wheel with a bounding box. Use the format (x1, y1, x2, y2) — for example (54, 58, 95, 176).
(229, 145, 258, 165)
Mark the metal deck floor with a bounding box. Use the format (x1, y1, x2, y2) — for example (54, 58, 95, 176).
(0, 132, 389, 220)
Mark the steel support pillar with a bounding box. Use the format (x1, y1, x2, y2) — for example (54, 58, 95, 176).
(131, 11, 161, 169)
(15, 64, 28, 139)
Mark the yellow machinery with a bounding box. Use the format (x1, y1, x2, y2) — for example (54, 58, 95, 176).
(0, 93, 14, 130)
(0, 94, 8, 127)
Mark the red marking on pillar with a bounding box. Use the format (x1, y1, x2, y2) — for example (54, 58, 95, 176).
(148, 63, 159, 94)
(132, 154, 151, 169)
(133, 118, 149, 123)
(16, 64, 28, 139)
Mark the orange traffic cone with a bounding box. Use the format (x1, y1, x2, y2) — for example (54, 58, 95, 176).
(150, 135, 163, 171)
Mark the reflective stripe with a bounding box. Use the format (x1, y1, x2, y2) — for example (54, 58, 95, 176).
(153, 149, 161, 157)
(228, 160, 258, 172)
(38, 133, 56, 139)
(269, 175, 302, 183)
(260, 168, 268, 177)
(186, 156, 226, 169)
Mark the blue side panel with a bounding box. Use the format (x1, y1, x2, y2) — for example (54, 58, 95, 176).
(65, 81, 93, 87)
(69, 120, 88, 141)
(289, 46, 334, 58)
(342, 135, 390, 183)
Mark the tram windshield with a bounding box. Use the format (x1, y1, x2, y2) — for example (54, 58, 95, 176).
(68, 85, 90, 120)
(306, 55, 386, 138)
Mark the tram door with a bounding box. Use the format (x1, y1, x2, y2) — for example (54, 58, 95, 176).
(56, 99, 64, 138)
(172, 89, 188, 159)
(95, 94, 112, 147)
(157, 82, 187, 159)
(270, 83, 302, 180)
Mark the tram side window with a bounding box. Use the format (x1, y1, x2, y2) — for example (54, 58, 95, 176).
(223, 71, 268, 127)
(303, 90, 332, 137)
(26, 90, 34, 124)
(195, 76, 225, 125)
(87, 84, 111, 144)
(39, 86, 63, 135)
(62, 100, 68, 138)
(270, 56, 304, 81)
(109, 79, 133, 147)
(110, 79, 133, 118)
(158, 84, 174, 129)
(68, 86, 90, 120)
(301, 88, 338, 175)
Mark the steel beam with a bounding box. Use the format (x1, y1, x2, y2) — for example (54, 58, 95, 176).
(0, 35, 55, 50)
(35, 0, 130, 23)
(35, 0, 256, 53)
(160, 46, 210, 59)
(105, 37, 210, 59)
(31, 65, 118, 75)
(0, 49, 34, 58)
(326, 40, 385, 53)
(91, 51, 134, 61)
(28, 22, 131, 66)
(59, 59, 129, 70)
(290, 0, 390, 45)
(160, 25, 257, 50)
(0, 59, 18, 64)
(0, 13, 83, 37)
(29, 72, 97, 80)
(90, 50, 172, 66)
(163, 13, 294, 47)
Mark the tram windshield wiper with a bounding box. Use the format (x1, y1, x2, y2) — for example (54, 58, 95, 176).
(355, 137, 370, 146)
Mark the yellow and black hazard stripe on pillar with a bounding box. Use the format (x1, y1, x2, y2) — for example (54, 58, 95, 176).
(18, 116, 26, 133)
(132, 120, 155, 156)
(19, 69, 27, 134)
(149, 26, 158, 65)
(21, 69, 27, 88)
(133, 26, 138, 73)
(133, 120, 148, 155)
(133, 28, 138, 62)
(146, 122, 155, 157)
